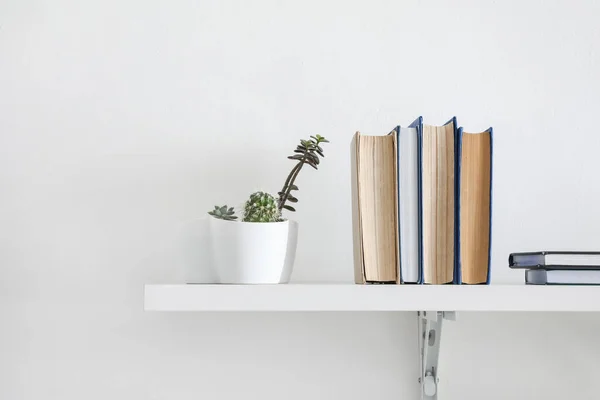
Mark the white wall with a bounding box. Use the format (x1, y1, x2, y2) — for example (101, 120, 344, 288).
(2, 0, 600, 398)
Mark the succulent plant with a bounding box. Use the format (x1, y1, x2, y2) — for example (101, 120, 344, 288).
(242, 191, 281, 222)
(206, 134, 329, 223)
(208, 205, 238, 221)
(278, 134, 329, 213)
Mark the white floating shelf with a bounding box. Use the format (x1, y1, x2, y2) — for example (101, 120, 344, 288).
(144, 284, 600, 312)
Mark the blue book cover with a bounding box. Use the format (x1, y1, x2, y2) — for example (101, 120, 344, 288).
(456, 126, 493, 284)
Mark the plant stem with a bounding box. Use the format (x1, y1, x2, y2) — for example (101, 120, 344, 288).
(280, 162, 302, 198)
(278, 155, 306, 211)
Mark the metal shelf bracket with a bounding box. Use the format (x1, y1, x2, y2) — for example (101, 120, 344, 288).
(418, 311, 456, 400)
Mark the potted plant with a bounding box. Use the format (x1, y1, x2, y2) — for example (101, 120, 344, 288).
(207, 135, 329, 284)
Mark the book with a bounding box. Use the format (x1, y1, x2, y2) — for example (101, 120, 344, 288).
(525, 269, 600, 285)
(394, 120, 422, 283)
(350, 116, 494, 285)
(510, 251, 600, 269)
(457, 127, 493, 284)
(351, 131, 399, 283)
(420, 117, 457, 284)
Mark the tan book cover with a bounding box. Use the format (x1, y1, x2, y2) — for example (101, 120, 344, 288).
(351, 131, 399, 283)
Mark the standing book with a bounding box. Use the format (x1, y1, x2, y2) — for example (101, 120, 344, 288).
(456, 127, 493, 284)
(351, 131, 399, 283)
(420, 117, 457, 284)
(394, 119, 422, 283)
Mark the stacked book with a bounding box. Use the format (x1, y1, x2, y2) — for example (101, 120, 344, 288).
(510, 252, 600, 285)
(351, 116, 493, 284)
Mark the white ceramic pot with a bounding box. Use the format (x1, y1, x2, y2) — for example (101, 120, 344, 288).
(208, 217, 299, 284)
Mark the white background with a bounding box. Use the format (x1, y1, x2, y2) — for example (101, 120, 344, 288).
(2, 0, 600, 398)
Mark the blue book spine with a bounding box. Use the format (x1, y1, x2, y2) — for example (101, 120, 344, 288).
(487, 128, 493, 284)
(456, 125, 462, 284)
(443, 117, 459, 284)
(408, 116, 423, 284)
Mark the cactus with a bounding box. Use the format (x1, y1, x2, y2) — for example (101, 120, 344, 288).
(242, 191, 281, 222)
(208, 205, 238, 221)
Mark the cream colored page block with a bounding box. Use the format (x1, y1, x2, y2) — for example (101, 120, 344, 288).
(358, 136, 377, 281)
(422, 124, 454, 284)
(460, 132, 491, 284)
(377, 136, 398, 282)
(357, 135, 397, 283)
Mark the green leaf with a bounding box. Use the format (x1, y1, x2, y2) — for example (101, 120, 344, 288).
(305, 154, 319, 164)
(283, 205, 296, 212)
(306, 153, 320, 164)
(303, 139, 316, 150)
(306, 161, 318, 170)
